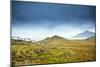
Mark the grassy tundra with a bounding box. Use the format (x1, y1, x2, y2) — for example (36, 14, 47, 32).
(11, 36, 96, 66)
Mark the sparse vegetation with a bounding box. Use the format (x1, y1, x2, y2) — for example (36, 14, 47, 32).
(11, 36, 96, 66)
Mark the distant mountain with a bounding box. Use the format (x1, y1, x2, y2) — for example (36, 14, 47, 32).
(48, 35, 66, 40)
(38, 35, 68, 45)
(73, 31, 95, 39)
(43, 35, 68, 42)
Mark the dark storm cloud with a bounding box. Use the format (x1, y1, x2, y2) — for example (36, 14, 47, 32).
(11, 1, 96, 40)
(12, 1, 96, 29)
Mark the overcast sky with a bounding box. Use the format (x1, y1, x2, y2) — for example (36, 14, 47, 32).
(11, 1, 96, 41)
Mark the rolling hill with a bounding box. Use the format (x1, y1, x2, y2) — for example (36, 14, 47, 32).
(38, 35, 69, 45)
(87, 35, 96, 40)
(11, 35, 96, 66)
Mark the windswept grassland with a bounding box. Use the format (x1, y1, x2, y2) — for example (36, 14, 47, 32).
(11, 39, 96, 66)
